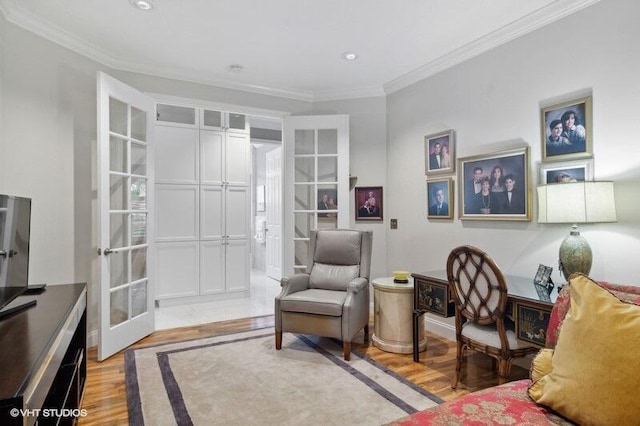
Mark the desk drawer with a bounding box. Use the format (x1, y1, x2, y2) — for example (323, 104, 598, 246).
(415, 279, 454, 317)
(514, 301, 552, 347)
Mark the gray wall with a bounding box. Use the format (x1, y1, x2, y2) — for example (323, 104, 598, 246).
(2, 0, 639, 341)
(0, 14, 388, 336)
(386, 0, 640, 284)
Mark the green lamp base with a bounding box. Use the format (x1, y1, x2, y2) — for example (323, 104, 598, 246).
(559, 224, 592, 282)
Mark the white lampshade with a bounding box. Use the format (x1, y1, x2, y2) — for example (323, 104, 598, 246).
(537, 181, 617, 224)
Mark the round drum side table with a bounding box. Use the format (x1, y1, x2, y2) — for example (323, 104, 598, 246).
(371, 276, 426, 354)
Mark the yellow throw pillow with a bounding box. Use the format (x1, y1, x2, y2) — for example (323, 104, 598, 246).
(529, 348, 553, 382)
(528, 274, 640, 425)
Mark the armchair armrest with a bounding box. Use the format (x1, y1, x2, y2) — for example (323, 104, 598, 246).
(347, 277, 368, 293)
(279, 273, 310, 297)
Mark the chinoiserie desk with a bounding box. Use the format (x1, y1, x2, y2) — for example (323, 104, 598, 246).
(372, 277, 427, 354)
(411, 271, 557, 362)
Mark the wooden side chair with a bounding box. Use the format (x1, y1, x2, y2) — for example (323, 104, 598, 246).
(446, 245, 538, 389)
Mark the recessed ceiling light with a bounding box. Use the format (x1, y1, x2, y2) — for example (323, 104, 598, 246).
(341, 52, 358, 61)
(131, 0, 154, 11)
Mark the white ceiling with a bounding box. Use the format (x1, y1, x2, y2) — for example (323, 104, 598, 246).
(1, 0, 598, 101)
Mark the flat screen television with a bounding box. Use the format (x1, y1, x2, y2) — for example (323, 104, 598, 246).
(0, 194, 32, 312)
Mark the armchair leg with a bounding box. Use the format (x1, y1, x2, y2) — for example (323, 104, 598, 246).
(343, 342, 351, 361)
(364, 324, 369, 342)
(275, 331, 282, 350)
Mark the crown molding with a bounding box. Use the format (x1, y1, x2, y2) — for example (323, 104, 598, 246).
(0, 0, 315, 102)
(384, 0, 601, 95)
(312, 85, 386, 102)
(2, 0, 600, 102)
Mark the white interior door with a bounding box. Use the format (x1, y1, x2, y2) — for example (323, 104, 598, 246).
(283, 115, 349, 276)
(97, 72, 155, 361)
(265, 147, 282, 280)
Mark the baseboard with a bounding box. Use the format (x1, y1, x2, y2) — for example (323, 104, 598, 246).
(424, 315, 456, 341)
(424, 316, 533, 370)
(87, 329, 97, 348)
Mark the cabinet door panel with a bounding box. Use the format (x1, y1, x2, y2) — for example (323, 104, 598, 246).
(200, 130, 223, 185)
(155, 242, 199, 299)
(226, 187, 249, 238)
(201, 186, 224, 239)
(226, 239, 249, 292)
(155, 126, 199, 183)
(156, 185, 198, 241)
(225, 133, 249, 186)
(200, 241, 225, 295)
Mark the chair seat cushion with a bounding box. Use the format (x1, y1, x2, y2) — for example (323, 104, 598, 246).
(279, 289, 346, 316)
(461, 322, 533, 350)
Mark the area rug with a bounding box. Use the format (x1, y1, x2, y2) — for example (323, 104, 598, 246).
(125, 328, 442, 425)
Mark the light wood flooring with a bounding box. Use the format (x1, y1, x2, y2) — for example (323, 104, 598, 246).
(79, 315, 528, 425)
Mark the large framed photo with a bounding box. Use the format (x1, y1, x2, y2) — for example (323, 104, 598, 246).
(458, 146, 531, 221)
(541, 95, 592, 162)
(424, 130, 455, 175)
(355, 186, 383, 221)
(539, 159, 594, 185)
(427, 178, 454, 219)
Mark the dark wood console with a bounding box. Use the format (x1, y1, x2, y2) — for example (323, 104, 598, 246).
(0, 284, 87, 425)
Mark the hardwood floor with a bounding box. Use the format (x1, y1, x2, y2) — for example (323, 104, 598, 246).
(79, 316, 529, 425)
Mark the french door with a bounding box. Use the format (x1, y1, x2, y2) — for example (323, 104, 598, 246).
(97, 72, 155, 361)
(265, 147, 282, 280)
(283, 115, 350, 276)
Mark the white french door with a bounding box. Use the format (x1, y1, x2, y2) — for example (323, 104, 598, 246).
(265, 147, 282, 280)
(283, 115, 350, 276)
(97, 72, 155, 361)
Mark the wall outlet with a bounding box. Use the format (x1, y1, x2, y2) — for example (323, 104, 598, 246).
(390, 219, 398, 229)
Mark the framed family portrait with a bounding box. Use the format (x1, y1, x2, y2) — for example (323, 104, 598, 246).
(540, 95, 592, 162)
(424, 129, 455, 175)
(539, 159, 594, 185)
(355, 186, 383, 221)
(458, 146, 531, 221)
(426, 178, 454, 220)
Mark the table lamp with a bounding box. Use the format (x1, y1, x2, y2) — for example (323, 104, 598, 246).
(537, 181, 617, 281)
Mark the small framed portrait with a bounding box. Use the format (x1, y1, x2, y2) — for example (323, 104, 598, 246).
(317, 188, 338, 218)
(355, 186, 383, 221)
(540, 95, 592, 162)
(427, 178, 454, 220)
(539, 159, 594, 185)
(424, 129, 455, 175)
(458, 146, 531, 221)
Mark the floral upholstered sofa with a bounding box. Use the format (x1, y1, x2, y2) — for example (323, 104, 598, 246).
(388, 274, 640, 425)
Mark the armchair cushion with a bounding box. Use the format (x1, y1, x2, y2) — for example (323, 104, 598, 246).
(528, 274, 640, 425)
(309, 263, 360, 291)
(279, 289, 346, 317)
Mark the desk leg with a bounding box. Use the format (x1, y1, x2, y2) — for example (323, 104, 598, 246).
(413, 310, 421, 362)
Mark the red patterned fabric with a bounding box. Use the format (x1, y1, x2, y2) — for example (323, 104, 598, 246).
(386, 380, 573, 425)
(388, 277, 640, 426)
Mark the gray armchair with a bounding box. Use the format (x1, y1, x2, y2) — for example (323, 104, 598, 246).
(275, 229, 373, 360)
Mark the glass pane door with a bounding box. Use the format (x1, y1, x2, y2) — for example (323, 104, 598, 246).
(98, 72, 154, 361)
(284, 115, 349, 275)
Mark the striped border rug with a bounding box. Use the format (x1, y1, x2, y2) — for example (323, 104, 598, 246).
(125, 328, 441, 425)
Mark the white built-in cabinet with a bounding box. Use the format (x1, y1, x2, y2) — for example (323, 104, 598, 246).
(154, 104, 250, 304)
